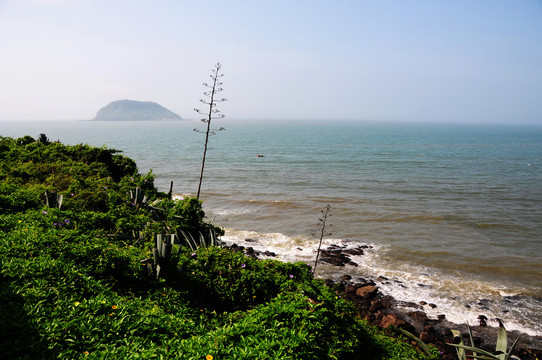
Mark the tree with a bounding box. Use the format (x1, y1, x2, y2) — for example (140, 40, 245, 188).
(194, 62, 227, 199)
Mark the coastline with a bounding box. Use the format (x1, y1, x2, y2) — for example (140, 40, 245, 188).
(225, 241, 542, 359)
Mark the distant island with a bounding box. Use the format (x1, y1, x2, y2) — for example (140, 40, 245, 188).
(92, 99, 183, 121)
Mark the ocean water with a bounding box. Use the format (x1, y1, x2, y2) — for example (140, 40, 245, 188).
(2, 119, 541, 336)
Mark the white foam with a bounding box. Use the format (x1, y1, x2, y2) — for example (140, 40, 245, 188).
(220, 228, 542, 337)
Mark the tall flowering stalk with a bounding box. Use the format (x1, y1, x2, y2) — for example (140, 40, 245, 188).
(194, 62, 227, 199)
(313, 204, 332, 274)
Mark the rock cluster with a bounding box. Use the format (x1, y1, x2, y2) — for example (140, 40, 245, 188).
(225, 241, 542, 359)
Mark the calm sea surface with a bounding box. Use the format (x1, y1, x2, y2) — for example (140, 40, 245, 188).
(2, 119, 541, 335)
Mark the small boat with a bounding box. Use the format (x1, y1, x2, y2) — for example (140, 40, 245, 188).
(257, 154, 264, 158)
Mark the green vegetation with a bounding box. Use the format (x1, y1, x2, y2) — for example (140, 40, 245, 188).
(449, 321, 521, 360)
(0, 135, 439, 359)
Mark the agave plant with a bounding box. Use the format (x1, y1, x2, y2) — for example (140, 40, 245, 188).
(142, 234, 183, 280)
(43, 190, 63, 209)
(449, 320, 521, 360)
(129, 187, 147, 208)
(179, 229, 221, 251)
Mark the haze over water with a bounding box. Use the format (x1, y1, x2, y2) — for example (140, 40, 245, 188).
(2, 119, 541, 336)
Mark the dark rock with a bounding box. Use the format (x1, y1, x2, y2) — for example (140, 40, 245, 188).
(344, 285, 357, 294)
(407, 311, 429, 322)
(420, 331, 436, 344)
(369, 299, 384, 312)
(341, 275, 352, 281)
(318, 246, 364, 267)
(344, 247, 365, 256)
(397, 300, 423, 310)
(428, 303, 437, 309)
(437, 314, 446, 321)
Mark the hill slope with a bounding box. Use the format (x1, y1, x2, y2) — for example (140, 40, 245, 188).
(92, 99, 182, 121)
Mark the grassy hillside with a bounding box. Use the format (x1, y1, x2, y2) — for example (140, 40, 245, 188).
(0, 134, 438, 359)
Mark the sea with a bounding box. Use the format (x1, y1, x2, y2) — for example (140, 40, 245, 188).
(1, 119, 541, 337)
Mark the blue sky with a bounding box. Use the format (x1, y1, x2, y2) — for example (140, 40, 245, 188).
(0, 0, 541, 123)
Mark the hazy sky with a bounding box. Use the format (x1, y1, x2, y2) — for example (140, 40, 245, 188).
(1, 0, 541, 123)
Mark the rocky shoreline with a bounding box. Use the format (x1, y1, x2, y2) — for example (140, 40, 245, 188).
(226, 241, 542, 359)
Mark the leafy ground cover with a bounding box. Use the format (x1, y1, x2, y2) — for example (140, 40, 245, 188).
(0, 135, 439, 359)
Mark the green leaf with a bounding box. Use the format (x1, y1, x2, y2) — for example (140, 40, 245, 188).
(448, 343, 499, 359)
(496, 319, 508, 360)
(467, 322, 479, 360)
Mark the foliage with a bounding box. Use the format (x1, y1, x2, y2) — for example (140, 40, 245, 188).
(0, 135, 435, 359)
(449, 321, 521, 360)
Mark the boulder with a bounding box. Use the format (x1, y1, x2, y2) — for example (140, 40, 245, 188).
(355, 285, 378, 299)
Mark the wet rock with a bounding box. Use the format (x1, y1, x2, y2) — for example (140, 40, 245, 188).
(396, 300, 423, 310)
(428, 303, 437, 309)
(317, 245, 366, 267)
(437, 314, 446, 321)
(344, 247, 365, 256)
(341, 274, 352, 281)
(407, 311, 429, 323)
(319, 249, 357, 267)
